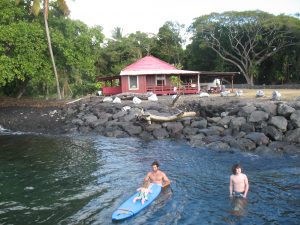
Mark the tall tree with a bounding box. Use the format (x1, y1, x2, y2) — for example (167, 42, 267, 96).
(31, 0, 70, 99)
(112, 27, 123, 40)
(0, 0, 52, 98)
(155, 21, 185, 67)
(128, 31, 157, 57)
(190, 11, 299, 85)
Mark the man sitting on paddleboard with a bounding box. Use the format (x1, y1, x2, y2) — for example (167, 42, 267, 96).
(144, 161, 170, 190)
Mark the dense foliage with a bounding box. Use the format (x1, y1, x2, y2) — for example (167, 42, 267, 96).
(0, 1, 299, 98)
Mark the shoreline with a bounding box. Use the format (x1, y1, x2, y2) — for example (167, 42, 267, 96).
(1, 94, 300, 156)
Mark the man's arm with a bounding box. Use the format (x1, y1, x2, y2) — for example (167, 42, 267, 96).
(144, 172, 151, 182)
(162, 172, 170, 190)
(243, 175, 249, 198)
(229, 175, 233, 197)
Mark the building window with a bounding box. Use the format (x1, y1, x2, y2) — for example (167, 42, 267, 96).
(129, 76, 138, 90)
(156, 75, 165, 86)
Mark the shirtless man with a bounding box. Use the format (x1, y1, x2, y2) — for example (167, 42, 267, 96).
(144, 161, 170, 189)
(229, 164, 249, 198)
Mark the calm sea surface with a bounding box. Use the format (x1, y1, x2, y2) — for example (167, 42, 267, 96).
(0, 131, 299, 225)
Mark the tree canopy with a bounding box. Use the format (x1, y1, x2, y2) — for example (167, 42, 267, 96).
(188, 11, 300, 85)
(0, 2, 299, 98)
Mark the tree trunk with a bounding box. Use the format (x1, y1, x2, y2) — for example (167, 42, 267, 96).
(46, 83, 49, 100)
(16, 79, 29, 99)
(242, 71, 253, 86)
(44, 0, 61, 99)
(171, 92, 181, 107)
(250, 75, 254, 86)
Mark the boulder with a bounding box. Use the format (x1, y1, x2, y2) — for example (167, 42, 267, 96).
(217, 116, 233, 128)
(245, 132, 269, 145)
(139, 131, 154, 141)
(204, 135, 223, 143)
(238, 105, 256, 117)
(290, 110, 300, 128)
(188, 133, 206, 147)
(262, 125, 283, 141)
(256, 102, 277, 115)
(163, 122, 184, 134)
(145, 123, 162, 132)
(249, 111, 269, 123)
(112, 110, 127, 120)
(254, 146, 274, 156)
(207, 117, 221, 123)
(83, 114, 98, 127)
(240, 123, 255, 133)
(277, 104, 295, 117)
(183, 126, 199, 136)
(121, 124, 143, 136)
(230, 117, 247, 128)
(152, 128, 169, 139)
(191, 119, 207, 129)
(229, 138, 256, 151)
(284, 128, 300, 143)
(120, 113, 136, 122)
(268, 116, 288, 131)
(103, 128, 128, 138)
(71, 118, 84, 126)
(207, 141, 231, 150)
(198, 126, 224, 136)
(268, 141, 291, 151)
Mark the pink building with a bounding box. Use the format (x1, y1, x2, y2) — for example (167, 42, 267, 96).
(98, 55, 238, 96)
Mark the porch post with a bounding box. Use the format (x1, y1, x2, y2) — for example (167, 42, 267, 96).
(197, 73, 200, 93)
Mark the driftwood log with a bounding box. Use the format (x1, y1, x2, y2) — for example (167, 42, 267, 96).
(138, 110, 196, 124)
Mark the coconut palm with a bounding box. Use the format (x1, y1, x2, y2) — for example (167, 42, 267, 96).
(31, 0, 70, 99)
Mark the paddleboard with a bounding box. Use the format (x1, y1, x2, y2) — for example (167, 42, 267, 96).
(112, 183, 162, 221)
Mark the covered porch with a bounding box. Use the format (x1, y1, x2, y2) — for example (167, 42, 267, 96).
(96, 76, 122, 96)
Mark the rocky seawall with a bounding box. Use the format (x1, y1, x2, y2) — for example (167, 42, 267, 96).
(1, 95, 299, 155)
(60, 96, 300, 155)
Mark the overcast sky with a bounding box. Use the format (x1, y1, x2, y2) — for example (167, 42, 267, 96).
(66, 0, 300, 37)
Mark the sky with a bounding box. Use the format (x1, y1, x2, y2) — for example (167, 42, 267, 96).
(66, 0, 300, 38)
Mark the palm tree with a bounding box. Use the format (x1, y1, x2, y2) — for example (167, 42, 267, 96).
(31, 0, 69, 99)
(112, 27, 123, 40)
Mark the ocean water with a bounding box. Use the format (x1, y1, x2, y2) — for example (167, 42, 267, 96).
(0, 133, 299, 225)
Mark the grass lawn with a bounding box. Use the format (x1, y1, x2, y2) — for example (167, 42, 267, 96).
(235, 88, 300, 101)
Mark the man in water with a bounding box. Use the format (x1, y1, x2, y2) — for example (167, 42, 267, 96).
(144, 161, 170, 190)
(229, 164, 249, 198)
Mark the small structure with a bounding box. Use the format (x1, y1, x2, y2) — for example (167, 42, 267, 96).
(97, 56, 239, 96)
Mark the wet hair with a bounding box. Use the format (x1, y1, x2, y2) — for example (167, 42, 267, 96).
(151, 161, 159, 167)
(232, 164, 242, 175)
(143, 180, 150, 188)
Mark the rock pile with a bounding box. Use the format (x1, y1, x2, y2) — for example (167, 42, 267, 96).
(62, 96, 300, 155)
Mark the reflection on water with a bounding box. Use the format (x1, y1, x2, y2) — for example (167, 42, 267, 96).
(0, 133, 299, 225)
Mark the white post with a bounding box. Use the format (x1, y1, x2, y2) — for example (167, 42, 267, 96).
(197, 73, 200, 93)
